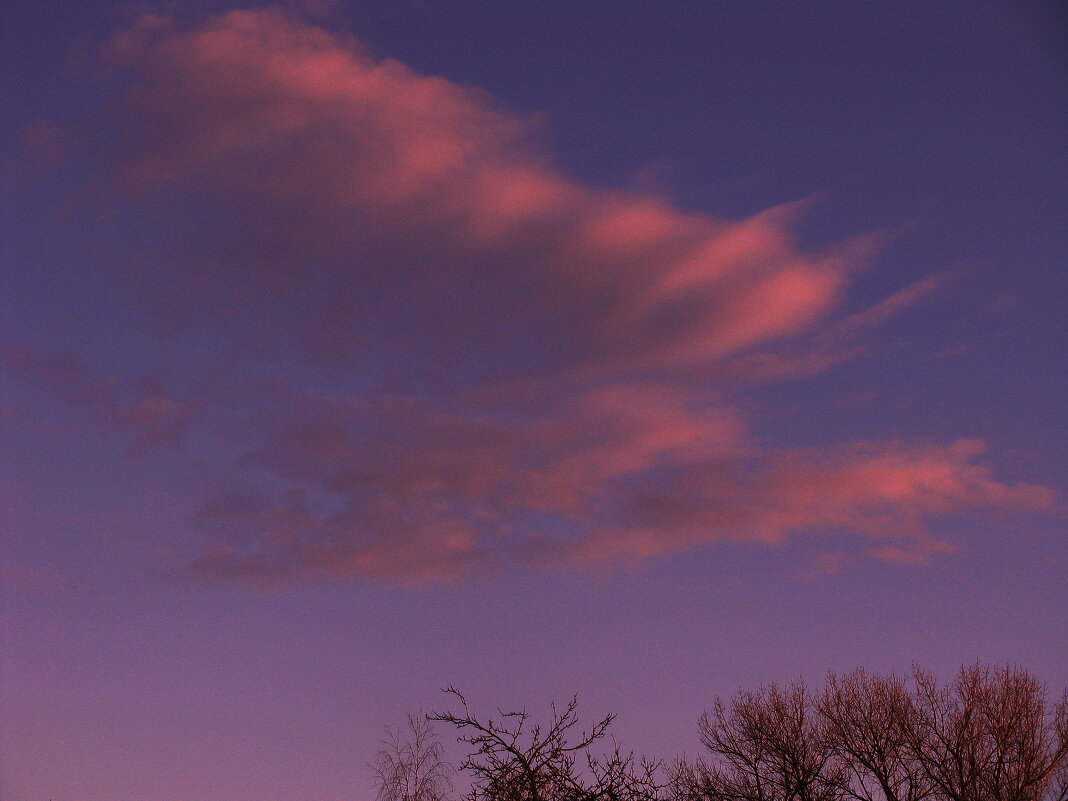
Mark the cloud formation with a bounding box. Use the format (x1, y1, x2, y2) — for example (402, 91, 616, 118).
(2, 347, 192, 453)
(22, 8, 1054, 585)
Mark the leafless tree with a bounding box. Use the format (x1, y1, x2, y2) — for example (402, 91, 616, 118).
(1051, 741, 1068, 801)
(904, 664, 1068, 801)
(688, 680, 846, 801)
(429, 686, 661, 801)
(681, 665, 1068, 801)
(818, 669, 931, 801)
(372, 713, 455, 801)
(381, 665, 1067, 801)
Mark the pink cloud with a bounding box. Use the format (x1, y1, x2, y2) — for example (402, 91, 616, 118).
(526, 438, 1054, 570)
(17, 8, 1054, 585)
(92, 8, 864, 377)
(754, 439, 1056, 537)
(182, 379, 1053, 583)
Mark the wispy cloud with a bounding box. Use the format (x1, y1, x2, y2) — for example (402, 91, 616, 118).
(2, 347, 192, 452)
(14, 8, 1054, 585)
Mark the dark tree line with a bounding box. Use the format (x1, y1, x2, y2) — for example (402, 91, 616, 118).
(372, 664, 1068, 801)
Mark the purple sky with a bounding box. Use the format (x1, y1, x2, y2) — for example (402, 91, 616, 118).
(2, 3, 1066, 800)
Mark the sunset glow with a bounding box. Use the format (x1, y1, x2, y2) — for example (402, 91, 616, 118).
(2, 3, 1065, 800)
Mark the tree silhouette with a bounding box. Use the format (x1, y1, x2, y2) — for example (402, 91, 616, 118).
(372, 713, 455, 801)
(818, 668, 931, 801)
(429, 686, 661, 801)
(378, 665, 1068, 801)
(677, 665, 1068, 801)
(903, 664, 1067, 801)
(685, 680, 845, 801)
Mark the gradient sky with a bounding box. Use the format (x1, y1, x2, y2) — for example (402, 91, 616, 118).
(2, 3, 1066, 800)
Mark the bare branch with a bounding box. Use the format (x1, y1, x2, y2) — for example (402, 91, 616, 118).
(372, 713, 455, 801)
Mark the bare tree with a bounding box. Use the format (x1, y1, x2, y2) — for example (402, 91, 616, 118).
(429, 686, 661, 801)
(372, 713, 455, 801)
(378, 664, 1067, 801)
(818, 669, 930, 801)
(683, 665, 1068, 801)
(690, 680, 845, 801)
(583, 740, 663, 801)
(905, 664, 1068, 801)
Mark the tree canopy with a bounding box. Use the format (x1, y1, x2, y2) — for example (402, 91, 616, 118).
(374, 664, 1068, 801)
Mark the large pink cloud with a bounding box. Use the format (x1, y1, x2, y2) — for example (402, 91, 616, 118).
(21, 7, 1054, 585)
(95, 8, 867, 373)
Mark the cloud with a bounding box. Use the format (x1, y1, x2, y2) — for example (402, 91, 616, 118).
(16, 7, 1055, 585)
(525, 438, 1055, 569)
(91, 7, 868, 377)
(2, 347, 192, 452)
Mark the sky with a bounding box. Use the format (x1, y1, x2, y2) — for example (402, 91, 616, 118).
(1, 2, 1066, 799)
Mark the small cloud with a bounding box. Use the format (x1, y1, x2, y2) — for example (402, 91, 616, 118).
(831, 270, 950, 338)
(866, 539, 956, 568)
(3, 346, 192, 452)
(796, 551, 855, 579)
